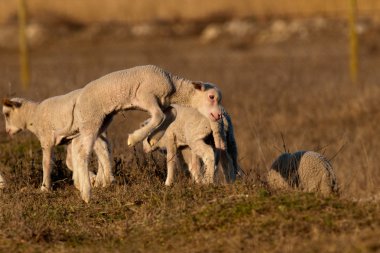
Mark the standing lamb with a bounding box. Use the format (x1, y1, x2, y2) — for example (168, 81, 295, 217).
(2, 90, 114, 191)
(142, 105, 238, 185)
(72, 65, 225, 202)
(267, 151, 339, 196)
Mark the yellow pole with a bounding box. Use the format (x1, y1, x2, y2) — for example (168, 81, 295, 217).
(17, 0, 30, 89)
(349, 0, 358, 84)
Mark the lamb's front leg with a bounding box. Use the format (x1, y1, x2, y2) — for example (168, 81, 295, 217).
(190, 140, 216, 184)
(189, 152, 202, 183)
(41, 145, 54, 191)
(210, 120, 226, 169)
(68, 138, 96, 190)
(210, 119, 226, 151)
(165, 133, 177, 186)
(128, 98, 165, 146)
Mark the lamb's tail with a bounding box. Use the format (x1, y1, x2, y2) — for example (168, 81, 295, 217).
(53, 101, 76, 145)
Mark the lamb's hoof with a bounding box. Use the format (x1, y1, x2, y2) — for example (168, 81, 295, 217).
(193, 177, 202, 184)
(40, 185, 51, 192)
(127, 135, 136, 147)
(165, 181, 173, 186)
(110, 175, 116, 184)
(94, 174, 115, 188)
(81, 191, 91, 203)
(74, 182, 80, 191)
(202, 177, 214, 185)
(94, 178, 106, 188)
(89, 172, 97, 187)
(149, 139, 157, 146)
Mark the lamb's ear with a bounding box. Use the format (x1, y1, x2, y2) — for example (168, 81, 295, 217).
(2, 98, 21, 108)
(192, 81, 205, 91)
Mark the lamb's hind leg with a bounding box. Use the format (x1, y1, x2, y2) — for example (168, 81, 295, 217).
(76, 132, 97, 203)
(190, 140, 216, 184)
(66, 142, 79, 190)
(41, 145, 54, 191)
(93, 133, 114, 188)
(128, 97, 165, 146)
(68, 139, 96, 190)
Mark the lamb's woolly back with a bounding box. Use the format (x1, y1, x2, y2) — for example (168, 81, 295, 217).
(268, 151, 339, 196)
(296, 151, 339, 195)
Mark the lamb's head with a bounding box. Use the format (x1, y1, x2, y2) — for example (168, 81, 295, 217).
(190, 81, 222, 122)
(2, 98, 26, 136)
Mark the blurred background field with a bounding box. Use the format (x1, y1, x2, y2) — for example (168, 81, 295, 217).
(1, 1, 380, 252)
(1, 0, 380, 24)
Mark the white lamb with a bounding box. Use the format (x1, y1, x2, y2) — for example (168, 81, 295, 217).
(70, 65, 225, 202)
(267, 151, 339, 196)
(2, 90, 114, 191)
(142, 105, 239, 185)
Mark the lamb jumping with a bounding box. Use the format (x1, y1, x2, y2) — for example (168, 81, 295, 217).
(2, 90, 114, 191)
(142, 105, 239, 185)
(267, 151, 339, 196)
(71, 65, 225, 202)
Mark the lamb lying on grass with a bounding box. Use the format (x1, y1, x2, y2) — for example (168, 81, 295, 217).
(2, 91, 114, 191)
(72, 65, 225, 202)
(267, 151, 339, 196)
(142, 105, 239, 185)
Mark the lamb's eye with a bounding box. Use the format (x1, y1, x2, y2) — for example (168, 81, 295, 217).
(209, 95, 215, 100)
(4, 113, 9, 118)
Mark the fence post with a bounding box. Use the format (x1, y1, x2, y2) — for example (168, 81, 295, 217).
(349, 0, 358, 84)
(18, 0, 30, 89)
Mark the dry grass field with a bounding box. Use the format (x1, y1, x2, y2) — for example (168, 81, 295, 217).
(1, 17, 380, 252)
(1, 0, 380, 24)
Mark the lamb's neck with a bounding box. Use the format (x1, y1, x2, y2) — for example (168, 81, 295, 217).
(170, 76, 194, 105)
(23, 101, 38, 134)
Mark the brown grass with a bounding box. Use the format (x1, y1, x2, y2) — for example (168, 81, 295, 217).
(1, 19, 380, 251)
(1, 0, 380, 25)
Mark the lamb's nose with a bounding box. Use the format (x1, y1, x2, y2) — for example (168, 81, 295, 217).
(211, 112, 221, 120)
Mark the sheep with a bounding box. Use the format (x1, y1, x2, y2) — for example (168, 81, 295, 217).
(267, 151, 339, 196)
(0, 173, 5, 189)
(71, 65, 225, 202)
(142, 105, 239, 185)
(2, 91, 114, 192)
